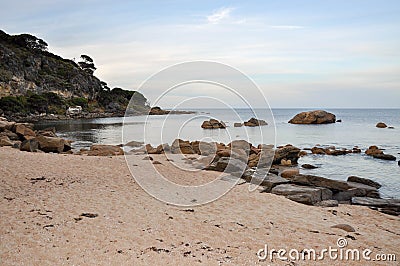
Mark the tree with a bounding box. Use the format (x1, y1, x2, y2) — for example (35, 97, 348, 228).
(13, 34, 48, 51)
(78, 54, 96, 74)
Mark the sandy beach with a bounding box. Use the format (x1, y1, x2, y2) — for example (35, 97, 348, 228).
(1, 147, 399, 265)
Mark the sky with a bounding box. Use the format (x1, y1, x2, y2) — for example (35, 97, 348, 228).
(1, 0, 400, 108)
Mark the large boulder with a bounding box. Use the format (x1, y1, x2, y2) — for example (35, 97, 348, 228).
(271, 184, 332, 205)
(0, 120, 16, 132)
(36, 135, 66, 153)
(289, 110, 336, 124)
(273, 145, 300, 165)
(87, 144, 124, 156)
(351, 197, 400, 216)
(201, 119, 226, 129)
(15, 124, 36, 140)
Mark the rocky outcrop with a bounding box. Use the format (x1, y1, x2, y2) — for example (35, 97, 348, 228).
(0, 117, 71, 153)
(289, 110, 336, 124)
(201, 119, 226, 129)
(148, 107, 169, 115)
(376, 122, 387, 128)
(365, 145, 396, 161)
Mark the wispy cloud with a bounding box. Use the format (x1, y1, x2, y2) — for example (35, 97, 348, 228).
(207, 7, 234, 24)
(269, 25, 305, 30)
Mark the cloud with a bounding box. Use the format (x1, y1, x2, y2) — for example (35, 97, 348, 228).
(207, 7, 234, 24)
(269, 25, 305, 30)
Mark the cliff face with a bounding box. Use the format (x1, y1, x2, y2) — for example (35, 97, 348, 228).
(0, 30, 102, 100)
(0, 30, 149, 120)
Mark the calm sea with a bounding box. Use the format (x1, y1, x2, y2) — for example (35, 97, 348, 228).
(35, 108, 400, 198)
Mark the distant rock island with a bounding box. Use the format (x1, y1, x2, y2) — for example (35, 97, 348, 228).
(0, 30, 151, 122)
(289, 110, 336, 124)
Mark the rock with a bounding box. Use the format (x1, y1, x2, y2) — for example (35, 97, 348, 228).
(15, 124, 36, 140)
(332, 188, 367, 202)
(289, 174, 350, 191)
(365, 145, 383, 156)
(20, 139, 39, 152)
(143, 156, 153, 161)
(0, 120, 15, 131)
(317, 200, 339, 207)
(228, 140, 251, 154)
(273, 145, 300, 165)
(281, 169, 299, 179)
(124, 140, 144, 147)
(244, 170, 289, 192)
(347, 176, 381, 189)
(271, 184, 332, 205)
(398, 160, 400, 166)
(288, 110, 336, 124)
(336, 119, 342, 122)
(191, 141, 217, 156)
(36, 135, 66, 153)
(302, 164, 318, 169)
(280, 159, 292, 166)
(376, 122, 387, 128)
(153, 161, 162, 165)
(0, 136, 14, 146)
(205, 157, 248, 173)
(243, 117, 267, 127)
(388, 126, 394, 129)
(87, 144, 124, 156)
(201, 119, 226, 129)
(372, 154, 396, 161)
(311, 147, 326, 155)
(351, 197, 400, 215)
(331, 224, 356, 232)
(234, 123, 243, 127)
(148, 106, 169, 115)
(146, 144, 164, 154)
(171, 139, 195, 154)
(36, 127, 57, 137)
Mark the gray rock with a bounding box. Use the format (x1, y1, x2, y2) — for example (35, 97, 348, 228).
(245, 171, 289, 192)
(333, 188, 367, 202)
(205, 157, 248, 173)
(288, 110, 336, 124)
(289, 174, 350, 191)
(20, 139, 39, 152)
(347, 176, 381, 189)
(271, 184, 332, 205)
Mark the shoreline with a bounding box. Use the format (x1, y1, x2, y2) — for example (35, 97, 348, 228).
(0, 147, 399, 265)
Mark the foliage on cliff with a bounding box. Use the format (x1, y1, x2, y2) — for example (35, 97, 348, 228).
(0, 30, 149, 117)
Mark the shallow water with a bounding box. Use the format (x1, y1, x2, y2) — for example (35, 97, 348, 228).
(35, 108, 400, 198)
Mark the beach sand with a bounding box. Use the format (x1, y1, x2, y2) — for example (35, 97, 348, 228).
(1, 147, 399, 265)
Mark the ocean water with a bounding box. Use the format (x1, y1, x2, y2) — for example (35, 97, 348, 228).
(35, 109, 400, 198)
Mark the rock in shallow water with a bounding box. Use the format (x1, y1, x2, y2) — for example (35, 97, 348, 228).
(347, 176, 381, 189)
(372, 153, 397, 161)
(288, 110, 336, 124)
